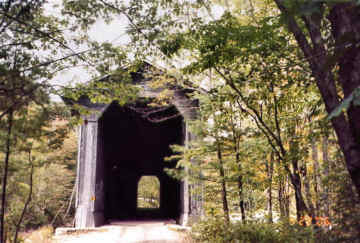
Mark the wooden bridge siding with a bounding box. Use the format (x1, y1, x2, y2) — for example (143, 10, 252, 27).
(75, 116, 105, 227)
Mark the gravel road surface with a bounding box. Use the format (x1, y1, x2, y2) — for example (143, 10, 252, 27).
(53, 220, 189, 243)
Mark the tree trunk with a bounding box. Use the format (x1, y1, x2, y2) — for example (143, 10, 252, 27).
(278, 173, 290, 220)
(230, 104, 246, 223)
(328, 3, 360, 198)
(290, 169, 309, 221)
(322, 135, 330, 217)
(278, 178, 286, 218)
(238, 175, 246, 223)
(274, 0, 360, 198)
(216, 142, 230, 224)
(13, 159, 33, 243)
(266, 153, 274, 223)
(0, 110, 13, 243)
(303, 161, 316, 223)
(285, 178, 290, 218)
(311, 138, 321, 215)
(235, 150, 246, 223)
(288, 129, 311, 221)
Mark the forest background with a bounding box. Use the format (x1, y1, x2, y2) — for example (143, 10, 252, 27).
(1, 0, 360, 242)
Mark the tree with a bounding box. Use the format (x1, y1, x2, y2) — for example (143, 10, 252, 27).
(0, 102, 75, 243)
(273, 0, 360, 197)
(0, 109, 13, 243)
(163, 12, 321, 220)
(0, 0, 138, 120)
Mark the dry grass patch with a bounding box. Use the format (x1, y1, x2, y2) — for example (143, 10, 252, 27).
(21, 225, 53, 243)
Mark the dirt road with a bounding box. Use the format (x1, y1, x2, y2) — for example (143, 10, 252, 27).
(53, 220, 190, 243)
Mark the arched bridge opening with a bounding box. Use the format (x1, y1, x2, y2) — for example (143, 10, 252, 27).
(98, 101, 184, 221)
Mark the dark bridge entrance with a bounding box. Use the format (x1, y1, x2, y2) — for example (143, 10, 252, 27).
(100, 102, 183, 221)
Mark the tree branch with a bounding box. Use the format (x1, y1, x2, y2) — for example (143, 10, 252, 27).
(273, 0, 315, 67)
(214, 66, 286, 156)
(0, 10, 93, 67)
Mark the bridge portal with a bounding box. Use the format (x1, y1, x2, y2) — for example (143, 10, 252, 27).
(73, 64, 203, 228)
(101, 102, 183, 221)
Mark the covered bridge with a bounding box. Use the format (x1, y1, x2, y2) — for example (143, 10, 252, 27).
(72, 63, 203, 228)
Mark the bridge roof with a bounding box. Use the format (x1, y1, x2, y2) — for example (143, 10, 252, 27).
(63, 62, 197, 121)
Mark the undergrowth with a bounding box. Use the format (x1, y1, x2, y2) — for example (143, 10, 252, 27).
(189, 216, 349, 243)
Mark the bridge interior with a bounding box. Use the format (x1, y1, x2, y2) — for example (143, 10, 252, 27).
(98, 101, 184, 221)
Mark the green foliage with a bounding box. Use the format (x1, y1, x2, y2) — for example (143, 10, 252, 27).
(322, 151, 360, 242)
(191, 216, 233, 242)
(0, 103, 76, 240)
(191, 217, 315, 243)
(0, 0, 140, 118)
(6, 164, 74, 229)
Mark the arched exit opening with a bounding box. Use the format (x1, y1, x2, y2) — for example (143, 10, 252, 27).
(98, 101, 184, 221)
(137, 176, 160, 209)
(136, 176, 162, 218)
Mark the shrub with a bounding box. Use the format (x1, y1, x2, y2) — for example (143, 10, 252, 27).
(190, 217, 315, 243)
